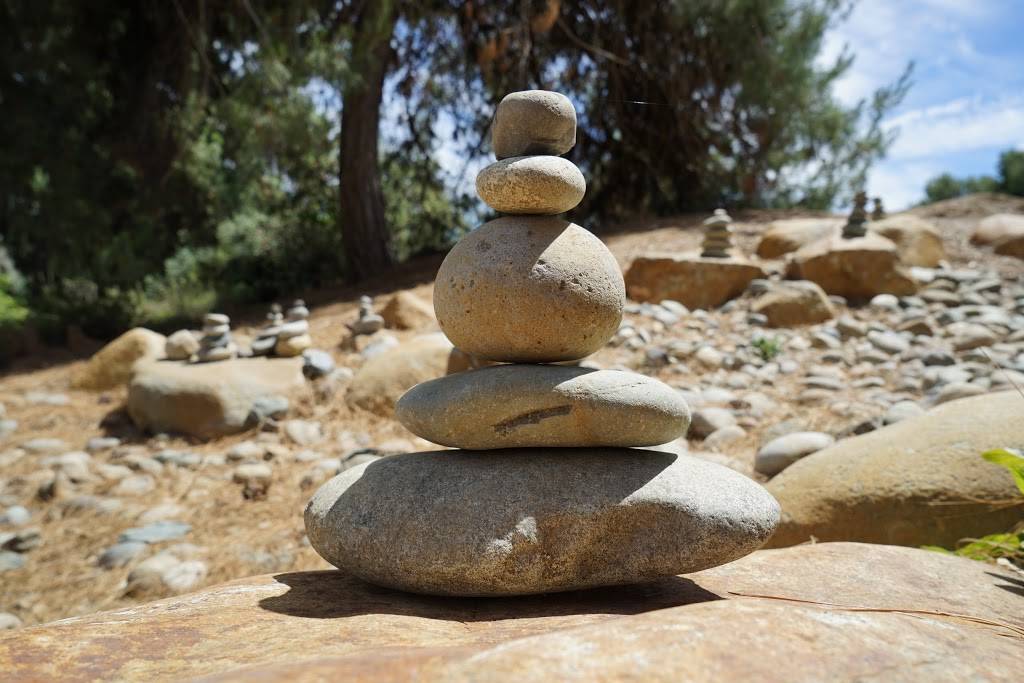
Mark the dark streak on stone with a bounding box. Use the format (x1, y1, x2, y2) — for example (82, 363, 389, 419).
(493, 405, 573, 436)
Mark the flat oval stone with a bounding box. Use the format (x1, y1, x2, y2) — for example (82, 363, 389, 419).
(492, 90, 576, 159)
(476, 156, 585, 215)
(396, 365, 689, 449)
(305, 449, 780, 596)
(434, 216, 625, 362)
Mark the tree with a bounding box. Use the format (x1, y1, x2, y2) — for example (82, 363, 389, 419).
(998, 149, 1024, 197)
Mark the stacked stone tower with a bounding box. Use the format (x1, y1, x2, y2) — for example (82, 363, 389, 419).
(842, 191, 869, 239)
(304, 90, 779, 597)
(701, 208, 734, 257)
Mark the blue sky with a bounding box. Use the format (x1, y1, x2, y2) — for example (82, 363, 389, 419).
(821, 0, 1024, 209)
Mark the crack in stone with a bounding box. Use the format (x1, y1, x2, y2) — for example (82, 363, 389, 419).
(493, 405, 573, 436)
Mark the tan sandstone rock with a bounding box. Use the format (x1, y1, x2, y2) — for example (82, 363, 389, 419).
(766, 390, 1024, 548)
(787, 233, 918, 300)
(751, 281, 835, 327)
(756, 217, 843, 258)
(624, 253, 767, 309)
(71, 328, 166, 391)
(434, 217, 625, 362)
(2, 543, 1019, 681)
(306, 449, 779, 596)
(971, 212, 1024, 245)
(127, 358, 303, 439)
(871, 214, 946, 267)
(476, 156, 585, 215)
(994, 232, 1024, 259)
(396, 365, 690, 449)
(346, 333, 462, 416)
(492, 90, 576, 159)
(380, 291, 436, 330)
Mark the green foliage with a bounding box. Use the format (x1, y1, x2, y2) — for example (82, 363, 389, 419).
(751, 336, 783, 361)
(921, 148, 1024, 204)
(998, 149, 1024, 197)
(982, 448, 1024, 497)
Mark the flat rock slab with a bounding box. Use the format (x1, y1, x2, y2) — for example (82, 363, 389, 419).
(127, 358, 304, 439)
(2, 543, 1020, 681)
(624, 253, 767, 309)
(396, 365, 690, 449)
(305, 449, 779, 596)
(787, 233, 918, 300)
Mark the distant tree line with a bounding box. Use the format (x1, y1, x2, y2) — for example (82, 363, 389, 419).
(922, 149, 1024, 205)
(0, 0, 909, 345)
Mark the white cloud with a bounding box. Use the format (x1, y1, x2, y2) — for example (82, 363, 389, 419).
(887, 97, 1024, 159)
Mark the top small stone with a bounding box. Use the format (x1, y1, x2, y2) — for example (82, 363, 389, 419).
(492, 90, 576, 159)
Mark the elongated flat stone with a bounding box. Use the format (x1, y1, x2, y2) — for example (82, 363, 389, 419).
(305, 449, 780, 596)
(396, 365, 689, 449)
(476, 156, 585, 215)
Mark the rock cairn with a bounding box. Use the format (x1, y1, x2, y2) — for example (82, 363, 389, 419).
(195, 313, 236, 363)
(275, 300, 311, 357)
(871, 196, 886, 221)
(842, 191, 869, 239)
(250, 304, 283, 357)
(348, 295, 384, 336)
(305, 90, 780, 597)
(701, 208, 734, 257)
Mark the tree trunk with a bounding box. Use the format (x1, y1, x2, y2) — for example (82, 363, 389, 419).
(338, 0, 397, 281)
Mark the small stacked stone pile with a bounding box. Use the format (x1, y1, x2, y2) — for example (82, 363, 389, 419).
(842, 191, 869, 239)
(701, 208, 734, 257)
(305, 90, 779, 597)
(275, 300, 312, 357)
(250, 304, 283, 357)
(871, 196, 886, 221)
(348, 295, 384, 336)
(195, 313, 236, 363)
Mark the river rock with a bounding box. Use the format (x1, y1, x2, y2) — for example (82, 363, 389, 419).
(624, 254, 767, 309)
(751, 281, 834, 327)
(766, 390, 1024, 547)
(477, 156, 585, 215)
(434, 216, 625, 362)
(380, 291, 435, 330)
(127, 358, 304, 439)
(396, 365, 690, 449)
(971, 213, 1024, 245)
(1, 543, 1019, 681)
(994, 231, 1024, 258)
(871, 214, 946, 267)
(756, 217, 843, 258)
(754, 431, 835, 476)
(492, 90, 576, 159)
(164, 330, 199, 361)
(305, 449, 779, 596)
(71, 328, 166, 390)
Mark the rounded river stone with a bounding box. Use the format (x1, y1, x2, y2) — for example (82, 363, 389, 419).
(304, 449, 781, 596)
(476, 156, 585, 215)
(492, 90, 576, 159)
(396, 365, 690, 449)
(434, 216, 625, 362)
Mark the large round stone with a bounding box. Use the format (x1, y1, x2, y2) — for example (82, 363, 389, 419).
(396, 365, 689, 449)
(305, 449, 780, 596)
(492, 90, 576, 159)
(434, 217, 625, 362)
(476, 156, 585, 215)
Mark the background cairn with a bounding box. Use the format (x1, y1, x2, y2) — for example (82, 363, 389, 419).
(275, 299, 312, 357)
(701, 208, 734, 258)
(871, 196, 886, 221)
(195, 313, 236, 362)
(348, 295, 384, 336)
(842, 191, 870, 239)
(250, 304, 283, 357)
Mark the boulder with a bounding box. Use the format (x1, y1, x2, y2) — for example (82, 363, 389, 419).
(305, 449, 779, 596)
(2, 543, 1019, 681)
(755, 218, 843, 258)
(751, 281, 835, 327)
(766, 391, 1024, 548)
(434, 217, 625, 362)
(787, 233, 918, 300)
(127, 358, 304, 439)
(346, 333, 461, 416)
(871, 214, 946, 267)
(380, 291, 436, 330)
(624, 254, 767, 310)
(994, 232, 1024, 259)
(396, 365, 690, 449)
(755, 431, 835, 476)
(71, 328, 166, 391)
(971, 213, 1024, 245)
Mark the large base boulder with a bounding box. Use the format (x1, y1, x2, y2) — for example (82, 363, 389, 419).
(1, 543, 1019, 681)
(380, 291, 437, 330)
(624, 253, 766, 309)
(787, 233, 918, 300)
(71, 328, 166, 391)
(766, 391, 1024, 548)
(871, 214, 946, 267)
(127, 358, 304, 439)
(756, 218, 843, 258)
(972, 213, 1024, 245)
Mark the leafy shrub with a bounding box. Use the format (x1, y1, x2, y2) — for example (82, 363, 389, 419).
(751, 336, 783, 361)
